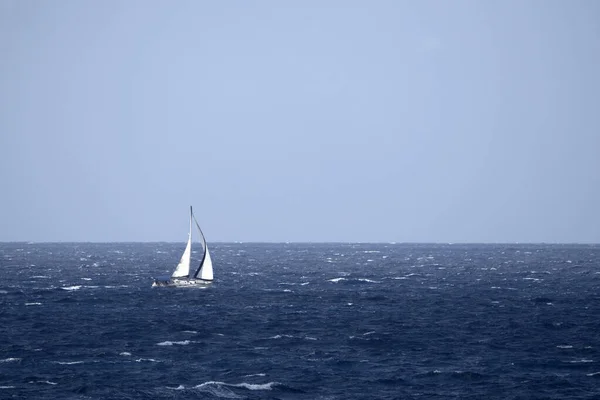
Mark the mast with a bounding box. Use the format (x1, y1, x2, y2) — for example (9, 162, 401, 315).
(189, 206, 193, 242)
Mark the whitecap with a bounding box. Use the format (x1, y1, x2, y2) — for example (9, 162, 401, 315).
(357, 278, 380, 283)
(232, 382, 278, 390)
(557, 345, 573, 349)
(183, 330, 198, 334)
(193, 381, 243, 398)
(0, 358, 21, 363)
(120, 352, 132, 356)
(328, 278, 346, 283)
(570, 359, 593, 363)
(269, 334, 294, 339)
(25, 302, 42, 306)
(61, 285, 81, 291)
(195, 381, 278, 391)
(81, 278, 92, 281)
(53, 361, 84, 365)
(0, 386, 15, 389)
(586, 372, 600, 376)
(157, 340, 190, 346)
(32, 276, 49, 279)
(136, 358, 161, 362)
(304, 336, 317, 340)
(243, 373, 266, 377)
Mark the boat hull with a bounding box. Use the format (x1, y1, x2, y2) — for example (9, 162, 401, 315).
(152, 278, 213, 287)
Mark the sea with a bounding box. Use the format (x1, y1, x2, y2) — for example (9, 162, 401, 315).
(1, 242, 600, 399)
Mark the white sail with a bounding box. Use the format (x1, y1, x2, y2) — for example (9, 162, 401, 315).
(171, 234, 191, 278)
(192, 212, 213, 281)
(197, 246, 214, 281)
(171, 207, 193, 278)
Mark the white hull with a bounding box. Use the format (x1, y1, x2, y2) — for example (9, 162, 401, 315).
(152, 278, 213, 288)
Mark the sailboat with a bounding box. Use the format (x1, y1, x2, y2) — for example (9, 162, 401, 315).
(152, 206, 214, 287)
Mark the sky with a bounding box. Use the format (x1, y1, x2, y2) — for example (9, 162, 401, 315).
(1, 1, 599, 243)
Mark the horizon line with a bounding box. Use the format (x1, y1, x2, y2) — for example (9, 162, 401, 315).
(1, 241, 599, 245)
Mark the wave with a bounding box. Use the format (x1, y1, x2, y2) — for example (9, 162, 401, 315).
(269, 334, 294, 339)
(166, 382, 241, 399)
(195, 380, 279, 391)
(52, 361, 85, 365)
(0, 358, 21, 363)
(157, 340, 191, 346)
(61, 285, 81, 291)
(416, 370, 489, 381)
(231, 382, 279, 390)
(269, 334, 317, 341)
(328, 277, 380, 284)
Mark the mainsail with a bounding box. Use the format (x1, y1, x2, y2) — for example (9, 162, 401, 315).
(171, 207, 193, 278)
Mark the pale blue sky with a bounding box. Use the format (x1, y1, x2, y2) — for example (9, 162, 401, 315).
(1, 1, 599, 242)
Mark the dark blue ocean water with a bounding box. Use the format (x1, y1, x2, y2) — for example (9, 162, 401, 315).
(1, 242, 600, 399)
